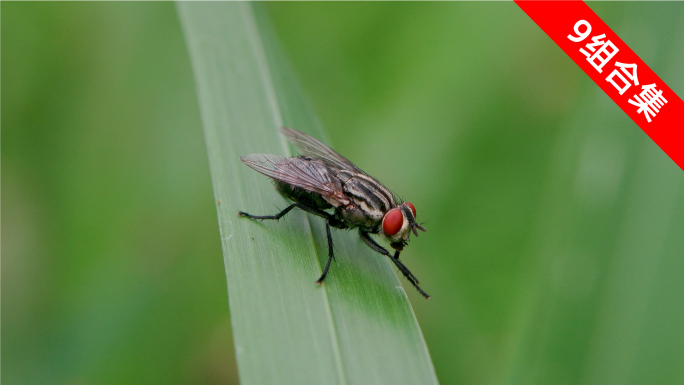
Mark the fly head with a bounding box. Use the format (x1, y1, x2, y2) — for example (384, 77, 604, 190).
(381, 202, 426, 250)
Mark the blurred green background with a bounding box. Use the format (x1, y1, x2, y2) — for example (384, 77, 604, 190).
(3, 2, 683, 385)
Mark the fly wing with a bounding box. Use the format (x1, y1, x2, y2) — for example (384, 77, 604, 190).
(281, 127, 402, 205)
(240, 153, 350, 205)
(280, 127, 365, 174)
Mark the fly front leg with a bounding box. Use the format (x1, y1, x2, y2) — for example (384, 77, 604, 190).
(359, 231, 430, 299)
(359, 231, 420, 284)
(391, 250, 420, 285)
(315, 219, 336, 285)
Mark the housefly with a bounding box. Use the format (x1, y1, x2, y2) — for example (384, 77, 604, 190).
(238, 127, 429, 299)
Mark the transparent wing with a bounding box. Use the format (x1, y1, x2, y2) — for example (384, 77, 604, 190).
(240, 153, 350, 205)
(280, 127, 365, 173)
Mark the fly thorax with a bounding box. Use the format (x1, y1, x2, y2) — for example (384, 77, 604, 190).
(341, 174, 393, 222)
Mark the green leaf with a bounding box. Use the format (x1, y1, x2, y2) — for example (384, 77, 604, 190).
(176, 3, 439, 385)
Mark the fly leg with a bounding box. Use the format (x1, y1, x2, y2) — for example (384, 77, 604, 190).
(238, 203, 298, 220)
(315, 220, 335, 285)
(239, 203, 344, 285)
(391, 251, 420, 285)
(359, 231, 430, 299)
(239, 203, 341, 224)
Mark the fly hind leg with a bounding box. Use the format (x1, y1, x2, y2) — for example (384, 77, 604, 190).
(238, 203, 298, 221)
(239, 202, 338, 223)
(239, 203, 344, 286)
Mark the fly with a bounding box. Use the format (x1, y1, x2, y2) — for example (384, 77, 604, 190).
(238, 127, 429, 299)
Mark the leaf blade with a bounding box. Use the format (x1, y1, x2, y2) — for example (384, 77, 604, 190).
(177, 2, 438, 384)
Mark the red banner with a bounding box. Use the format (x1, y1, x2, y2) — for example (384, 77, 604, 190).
(515, 1, 684, 170)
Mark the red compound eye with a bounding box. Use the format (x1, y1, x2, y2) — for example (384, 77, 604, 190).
(382, 208, 404, 236)
(405, 202, 416, 218)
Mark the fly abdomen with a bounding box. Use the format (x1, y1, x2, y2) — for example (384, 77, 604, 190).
(275, 180, 333, 211)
